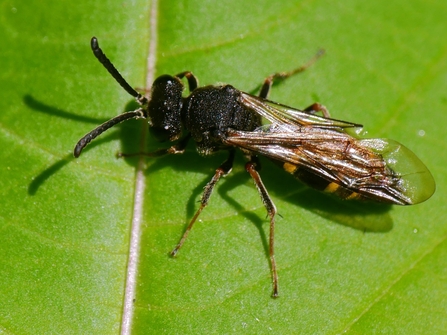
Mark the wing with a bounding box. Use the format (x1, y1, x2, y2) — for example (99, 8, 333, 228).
(240, 92, 362, 130)
(224, 126, 435, 205)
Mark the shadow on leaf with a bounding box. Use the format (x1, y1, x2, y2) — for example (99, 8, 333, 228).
(25, 96, 142, 194)
(141, 149, 393, 262)
(23, 94, 107, 124)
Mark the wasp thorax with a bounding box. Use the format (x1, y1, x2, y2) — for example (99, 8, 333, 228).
(148, 75, 184, 142)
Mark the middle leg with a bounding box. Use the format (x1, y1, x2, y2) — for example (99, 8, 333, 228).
(258, 49, 330, 118)
(259, 49, 325, 99)
(170, 149, 236, 256)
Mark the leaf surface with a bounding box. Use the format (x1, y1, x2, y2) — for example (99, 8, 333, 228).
(1, 0, 446, 334)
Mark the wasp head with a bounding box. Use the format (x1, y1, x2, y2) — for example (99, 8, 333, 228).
(148, 75, 184, 142)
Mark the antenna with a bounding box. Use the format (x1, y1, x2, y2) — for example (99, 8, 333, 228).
(90, 37, 147, 105)
(74, 109, 146, 157)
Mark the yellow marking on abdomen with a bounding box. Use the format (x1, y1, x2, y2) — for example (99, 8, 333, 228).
(324, 182, 339, 193)
(283, 162, 298, 174)
(345, 192, 361, 200)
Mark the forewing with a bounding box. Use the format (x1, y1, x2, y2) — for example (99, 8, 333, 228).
(225, 127, 435, 205)
(240, 92, 362, 130)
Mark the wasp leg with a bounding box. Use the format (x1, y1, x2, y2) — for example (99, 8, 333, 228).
(170, 149, 236, 256)
(259, 49, 325, 99)
(136, 71, 199, 95)
(303, 102, 331, 118)
(176, 71, 199, 92)
(258, 50, 330, 118)
(117, 134, 191, 158)
(245, 156, 279, 298)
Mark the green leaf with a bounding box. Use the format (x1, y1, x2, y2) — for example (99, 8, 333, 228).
(1, 0, 446, 334)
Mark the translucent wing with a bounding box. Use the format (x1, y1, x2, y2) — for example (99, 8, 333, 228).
(240, 92, 362, 130)
(225, 125, 435, 205)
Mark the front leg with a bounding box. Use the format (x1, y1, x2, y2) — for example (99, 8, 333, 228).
(175, 71, 199, 92)
(117, 134, 191, 158)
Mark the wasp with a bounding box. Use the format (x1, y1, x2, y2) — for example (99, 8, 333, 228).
(74, 37, 435, 297)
